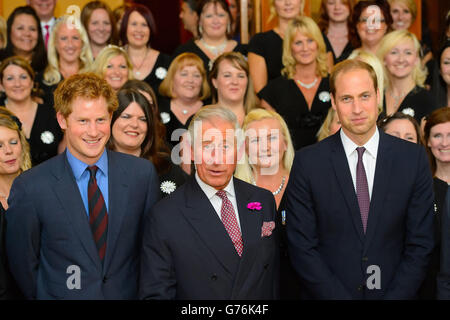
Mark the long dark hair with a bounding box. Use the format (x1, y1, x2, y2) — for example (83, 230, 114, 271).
(430, 39, 450, 108)
(2, 6, 47, 73)
(110, 88, 170, 174)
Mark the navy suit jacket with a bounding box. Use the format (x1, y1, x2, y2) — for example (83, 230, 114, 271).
(285, 130, 435, 299)
(5, 150, 159, 299)
(139, 177, 279, 300)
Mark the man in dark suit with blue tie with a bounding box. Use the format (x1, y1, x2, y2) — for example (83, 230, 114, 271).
(286, 59, 435, 299)
(5, 73, 159, 299)
(139, 105, 279, 299)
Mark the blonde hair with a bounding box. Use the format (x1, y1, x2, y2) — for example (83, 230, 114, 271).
(159, 52, 210, 100)
(44, 16, 94, 86)
(0, 107, 32, 172)
(317, 108, 338, 141)
(388, 0, 417, 22)
(376, 29, 427, 87)
(282, 16, 328, 79)
(268, 0, 304, 23)
(234, 108, 294, 183)
(89, 45, 134, 81)
(348, 48, 385, 111)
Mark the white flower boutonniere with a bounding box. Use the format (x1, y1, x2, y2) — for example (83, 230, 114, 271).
(318, 91, 331, 103)
(40, 131, 54, 144)
(160, 180, 176, 194)
(155, 67, 167, 80)
(402, 108, 415, 117)
(160, 112, 170, 124)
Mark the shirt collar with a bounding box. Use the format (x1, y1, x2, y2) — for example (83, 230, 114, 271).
(340, 127, 379, 159)
(195, 172, 235, 200)
(66, 148, 108, 180)
(40, 17, 55, 28)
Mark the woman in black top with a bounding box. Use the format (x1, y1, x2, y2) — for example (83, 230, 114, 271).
(248, 0, 304, 93)
(259, 16, 331, 150)
(0, 56, 63, 166)
(0, 107, 31, 299)
(377, 30, 437, 125)
(158, 53, 210, 147)
(109, 88, 188, 198)
(431, 39, 450, 108)
(0, 6, 47, 74)
(317, 0, 356, 65)
(120, 4, 171, 94)
(424, 108, 450, 299)
(172, 0, 246, 73)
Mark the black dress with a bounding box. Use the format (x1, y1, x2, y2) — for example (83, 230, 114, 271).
(258, 76, 332, 150)
(172, 39, 247, 73)
(380, 86, 438, 124)
(27, 103, 64, 166)
(158, 161, 189, 199)
(421, 178, 446, 299)
(248, 30, 284, 88)
(158, 97, 192, 148)
(141, 52, 172, 95)
(322, 32, 354, 65)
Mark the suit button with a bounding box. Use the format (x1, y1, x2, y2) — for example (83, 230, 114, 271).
(362, 257, 368, 262)
(264, 263, 269, 270)
(103, 276, 107, 283)
(211, 274, 217, 281)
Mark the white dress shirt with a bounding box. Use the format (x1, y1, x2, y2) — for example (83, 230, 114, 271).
(40, 17, 56, 40)
(340, 128, 379, 199)
(195, 173, 241, 230)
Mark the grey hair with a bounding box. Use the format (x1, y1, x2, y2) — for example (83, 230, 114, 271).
(187, 104, 240, 142)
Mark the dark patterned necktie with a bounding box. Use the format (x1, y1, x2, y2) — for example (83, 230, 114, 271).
(216, 190, 243, 257)
(87, 166, 108, 262)
(356, 147, 370, 233)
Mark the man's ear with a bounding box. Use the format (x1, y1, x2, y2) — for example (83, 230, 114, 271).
(56, 112, 67, 131)
(331, 94, 337, 111)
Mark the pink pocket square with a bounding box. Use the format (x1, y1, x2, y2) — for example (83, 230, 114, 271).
(261, 221, 275, 237)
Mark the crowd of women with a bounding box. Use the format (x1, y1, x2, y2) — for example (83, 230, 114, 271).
(0, 0, 450, 299)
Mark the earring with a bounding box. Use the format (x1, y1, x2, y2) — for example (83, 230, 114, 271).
(199, 25, 203, 36)
(227, 23, 231, 34)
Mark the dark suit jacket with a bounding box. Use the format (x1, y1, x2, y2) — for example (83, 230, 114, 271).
(139, 177, 279, 300)
(285, 130, 435, 299)
(436, 179, 450, 299)
(5, 150, 159, 299)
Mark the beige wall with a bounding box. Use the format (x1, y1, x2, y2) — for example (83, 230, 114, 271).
(1, 0, 123, 19)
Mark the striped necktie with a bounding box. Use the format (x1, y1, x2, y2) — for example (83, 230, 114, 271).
(87, 166, 108, 262)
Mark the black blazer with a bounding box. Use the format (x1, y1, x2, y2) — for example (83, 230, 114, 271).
(286, 130, 435, 299)
(139, 177, 279, 299)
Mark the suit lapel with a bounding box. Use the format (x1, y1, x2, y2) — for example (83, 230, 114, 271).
(231, 179, 263, 298)
(182, 178, 240, 277)
(51, 153, 101, 270)
(364, 132, 392, 251)
(103, 150, 129, 271)
(330, 134, 365, 243)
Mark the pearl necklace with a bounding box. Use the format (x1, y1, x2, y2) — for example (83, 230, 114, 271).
(296, 77, 318, 89)
(200, 38, 228, 57)
(252, 176, 286, 196)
